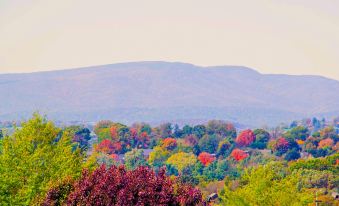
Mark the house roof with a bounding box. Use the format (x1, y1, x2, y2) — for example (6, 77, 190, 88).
(140, 149, 153, 156)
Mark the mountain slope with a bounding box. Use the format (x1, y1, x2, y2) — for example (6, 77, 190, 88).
(0, 61, 338, 126)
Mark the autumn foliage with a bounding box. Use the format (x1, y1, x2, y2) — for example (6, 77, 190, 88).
(198, 152, 216, 166)
(96, 139, 122, 154)
(110, 125, 119, 140)
(275, 137, 289, 152)
(96, 139, 114, 154)
(231, 148, 249, 161)
(296, 139, 305, 145)
(318, 138, 334, 149)
(162, 138, 177, 150)
(184, 135, 199, 147)
(235, 129, 256, 147)
(43, 165, 203, 206)
(109, 153, 119, 160)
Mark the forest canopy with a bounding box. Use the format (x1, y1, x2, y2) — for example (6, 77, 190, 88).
(0, 114, 338, 205)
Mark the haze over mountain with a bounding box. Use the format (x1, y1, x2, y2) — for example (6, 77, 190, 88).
(0, 61, 338, 126)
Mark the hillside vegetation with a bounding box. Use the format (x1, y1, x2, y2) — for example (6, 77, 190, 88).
(0, 114, 338, 205)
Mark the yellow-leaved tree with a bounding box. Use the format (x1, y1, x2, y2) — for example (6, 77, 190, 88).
(0, 114, 85, 205)
(219, 162, 313, 205)
(166, 152, 197, 173)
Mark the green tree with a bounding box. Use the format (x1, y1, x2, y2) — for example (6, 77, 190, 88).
(217, 138, 233, 157)
(284, 126, 309, 141)
(284, 148, 300, 161)
(192, 125, 206, 139)
(219, 162, 313, 205)
(140, 123, 152, 134)
(182, 125, 193, 136)
(250, 129, 270, 149)
(206, 120, 236, 138)
(93, 120, 113, 140)
(198, 134, 220, 154)
(157, 123, 172, 138)
(0, 114, 84, 205)
(96, 127, 111, 142)
(201, 160, 229, 182)
(64, 125, 91, 150)
(148, 146, 170, 168)
(173, 124, 183, 138)
(124, 149, 147, 170)
(0, 129, 3, 153)
(289, 153, 339, 173)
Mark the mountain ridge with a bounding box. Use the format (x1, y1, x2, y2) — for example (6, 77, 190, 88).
(1, 61, 337, 82)
(0, 61, 338, 126)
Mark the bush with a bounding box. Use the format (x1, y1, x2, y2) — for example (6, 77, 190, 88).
(43, 165, 204, 206)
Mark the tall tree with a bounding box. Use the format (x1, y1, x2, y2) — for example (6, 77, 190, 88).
(0, 114, 84, 205)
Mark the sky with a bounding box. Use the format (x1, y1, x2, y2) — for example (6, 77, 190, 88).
(0, 0, 339, 80)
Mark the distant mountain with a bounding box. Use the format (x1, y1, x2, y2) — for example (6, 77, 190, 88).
(0, 61, 338, 127)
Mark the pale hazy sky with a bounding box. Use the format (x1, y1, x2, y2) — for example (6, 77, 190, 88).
(1, 0, 339, 79)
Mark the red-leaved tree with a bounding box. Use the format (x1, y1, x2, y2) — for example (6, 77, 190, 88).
(43, 165, 204, 206)
(198, 152, 216, 166)
(129, 128, 138, 140)
(231, 148, 249, 161)
(275, 137, 289, 152)
(110, 153, 119, 161)
(137, 132, 150, 148)
(96, 139, 122, 154)
(96, 139, 115, 154)
(235, 129, 256, 147)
